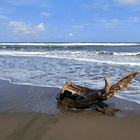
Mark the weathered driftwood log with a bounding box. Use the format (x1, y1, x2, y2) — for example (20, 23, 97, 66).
(57, 72, 138, 114)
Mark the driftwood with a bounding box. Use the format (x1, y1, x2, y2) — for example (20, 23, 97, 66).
(57, 72, 138, 114)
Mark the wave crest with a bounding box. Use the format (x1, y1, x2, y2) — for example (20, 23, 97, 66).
(95, 51, 140, 56)
(0, 50, 139, 66)
(0, 42, 140, 46)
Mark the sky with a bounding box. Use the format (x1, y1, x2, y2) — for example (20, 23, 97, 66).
(0, 0, 140, 42)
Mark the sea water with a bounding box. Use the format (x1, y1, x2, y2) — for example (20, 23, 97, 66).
(0, 42, 140, 104)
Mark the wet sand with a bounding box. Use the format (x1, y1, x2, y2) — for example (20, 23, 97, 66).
(0, 79, 60, 113)
(0, 79, 140, 140)
(0, 113, 140, 140)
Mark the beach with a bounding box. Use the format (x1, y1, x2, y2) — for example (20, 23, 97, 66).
(1, 112, 140, 140)
(1, 0, 140, 139)
(0, 79, 140, 140)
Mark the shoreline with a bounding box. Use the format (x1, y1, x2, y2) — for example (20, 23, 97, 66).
(0, 79, 140, 115)
(0, 79, 60, 114)
(0, 79, 140, 139)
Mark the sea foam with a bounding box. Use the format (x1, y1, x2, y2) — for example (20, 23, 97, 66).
(0, 50, 139, 66)
(0, 42, 139, 46)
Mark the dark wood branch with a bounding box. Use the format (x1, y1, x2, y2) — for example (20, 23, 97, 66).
(57, 72, 138, 113)
(107, 72, 138, 98)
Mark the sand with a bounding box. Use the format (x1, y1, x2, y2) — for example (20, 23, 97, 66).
(0, 79, 140, 140)
(0, 113, 140, 140)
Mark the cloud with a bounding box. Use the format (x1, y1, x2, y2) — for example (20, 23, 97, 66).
(85, 16, 140, 29)
(98, 19, 120, 28)
(72, 25, 84, 29)
(68, 33, 75, 37)
(7, 0, 47, 7)
(36, 23, 45, 31)
(86, 19, 120, 28)
(41, 12, 51, 17)
(115, 0, 139, 4)
(0, 14, 9, 20)
(128, 16, 140, 22)
(82, 1, 112, 12)
(8, 21, 46, 36)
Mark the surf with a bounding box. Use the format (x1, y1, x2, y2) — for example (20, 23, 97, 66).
(0, 50, 139, 66)
(0, 42, 140, 47)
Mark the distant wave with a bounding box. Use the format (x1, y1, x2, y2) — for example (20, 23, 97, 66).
(70, 57, 140, 66)
(0, 51, 47, 56)
(0, 50, 139, 66)
(0, 42, 140, 46)
(0, 50, 140, 57)
(95, 51, 140, 56)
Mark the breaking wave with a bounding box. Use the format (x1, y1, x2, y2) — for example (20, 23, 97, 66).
(95, 51, 140, 56)
(0, 42, 140, 47)
(0, 50, 140, 57)
(0, 50, 139, 66)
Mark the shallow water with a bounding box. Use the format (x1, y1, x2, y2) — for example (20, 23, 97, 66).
(0, 43, 140, 104)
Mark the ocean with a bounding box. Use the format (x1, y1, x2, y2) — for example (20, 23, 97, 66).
(0, 42, 140, 104)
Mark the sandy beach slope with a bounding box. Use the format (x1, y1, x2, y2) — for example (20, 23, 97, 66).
(0, 79, 140, 140)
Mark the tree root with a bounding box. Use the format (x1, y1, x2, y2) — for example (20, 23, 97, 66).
(57, 72, 138, 114)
